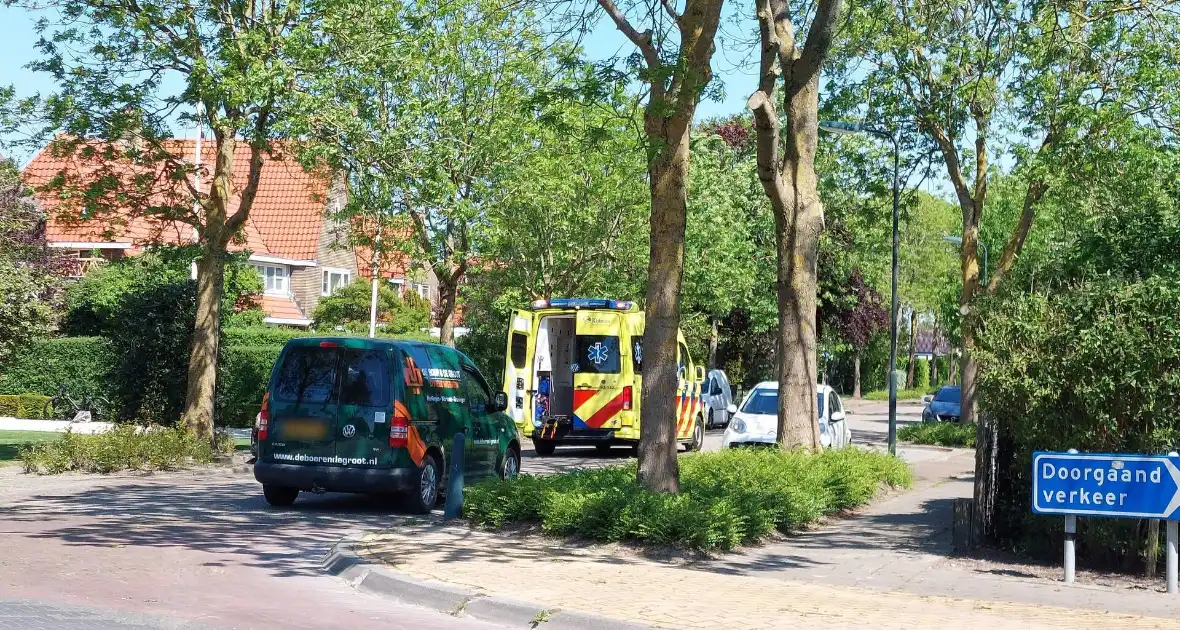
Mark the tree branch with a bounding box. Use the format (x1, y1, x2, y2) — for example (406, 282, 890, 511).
(596, 0, 660, 67)
(660, 0, 679, 22)
(795, 0, 844, 86)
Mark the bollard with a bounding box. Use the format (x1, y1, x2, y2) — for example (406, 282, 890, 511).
(1064, 448, 1078, 584)
(443, 433, 465, 520)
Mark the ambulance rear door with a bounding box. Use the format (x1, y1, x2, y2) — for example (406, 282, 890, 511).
(572, 310, 626, 430)
(504, 309, 536, 434)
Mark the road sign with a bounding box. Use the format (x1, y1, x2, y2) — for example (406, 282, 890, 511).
(1032, 451, 1180, 520)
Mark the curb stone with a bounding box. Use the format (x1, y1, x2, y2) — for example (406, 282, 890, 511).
(323, 533, 653, 629)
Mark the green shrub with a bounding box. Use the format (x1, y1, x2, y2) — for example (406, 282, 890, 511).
(862, 388, 934, 401)
(977, 275, 1180, 568)
(914, 358, 931, 389)
(217, 345, 282, 427)
(898, 422, 976, 448)
(464, 448, 911, 552)
(312, 282, 432, 335)
(19, 425, 227, 474)
(0, 394, 54, 419)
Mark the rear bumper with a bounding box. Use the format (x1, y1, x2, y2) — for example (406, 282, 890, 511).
(254, 461, 415, 494)
(530, 428, 619, 444)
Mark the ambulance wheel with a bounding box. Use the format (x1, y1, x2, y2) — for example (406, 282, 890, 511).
(532, 438, 556, 456)
(688, 417, 704, 452)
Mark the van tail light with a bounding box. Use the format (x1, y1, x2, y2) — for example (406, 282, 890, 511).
(257, 392, 270, 441)
(621, 386, 633, 411)
(389, 414, 409, 448)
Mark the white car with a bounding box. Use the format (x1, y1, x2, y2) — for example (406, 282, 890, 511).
(721, 382, 852, 448)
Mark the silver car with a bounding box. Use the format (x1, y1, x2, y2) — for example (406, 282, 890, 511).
(702, 369, 734, 429)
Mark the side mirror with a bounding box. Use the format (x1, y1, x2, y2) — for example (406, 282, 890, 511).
(490, 391, 509, 413)
(830, 411, 846, 422)
(726, 404, 738, 415)
(694, 365, 705, 382)
(923, 395, 933, 404)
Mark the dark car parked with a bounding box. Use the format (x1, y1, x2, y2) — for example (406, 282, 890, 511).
(922, 386, 962, 423)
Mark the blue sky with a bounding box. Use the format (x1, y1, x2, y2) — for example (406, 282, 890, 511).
(0, 5, 763, 164)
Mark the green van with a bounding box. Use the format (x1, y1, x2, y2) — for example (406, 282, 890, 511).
(253, 337, 521, 512)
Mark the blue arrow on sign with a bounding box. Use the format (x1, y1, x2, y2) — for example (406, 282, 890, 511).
(1032, 451, 1180, 520)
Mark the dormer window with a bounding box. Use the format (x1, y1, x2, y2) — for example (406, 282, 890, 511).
(254, 264, 289, 295)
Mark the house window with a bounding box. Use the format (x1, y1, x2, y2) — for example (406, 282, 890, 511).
(254, 264, 289, 295)
(412, 283, 429, 299)
(388, 278, 406, 297)
(321, 268, 351, 296)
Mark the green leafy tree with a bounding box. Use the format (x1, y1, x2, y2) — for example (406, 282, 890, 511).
(0, 156, 59, 368)
(3, 0, 340, 441)
(582, 0, 726, 492)
(832, 0, 1180, 535)
(683, 127, 763, 370)
(296, 0, 556, 347)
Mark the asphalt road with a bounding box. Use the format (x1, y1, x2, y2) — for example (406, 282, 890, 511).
(0, 399, 924, 629)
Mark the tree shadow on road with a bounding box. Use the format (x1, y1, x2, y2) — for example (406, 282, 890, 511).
(0, 475, 422, 579)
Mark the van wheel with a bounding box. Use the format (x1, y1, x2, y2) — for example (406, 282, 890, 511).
(687, 417, 704, 452)
(532, 438, 556, 456)
(500, 447, 521, 480)
(263, 485, 298, 507)
(407, 453, 440, 514)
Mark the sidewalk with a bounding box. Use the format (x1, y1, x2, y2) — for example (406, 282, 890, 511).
(355, 447, 1180, 628)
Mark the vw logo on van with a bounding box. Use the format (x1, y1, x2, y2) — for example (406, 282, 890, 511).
(342, 424, 356, 438)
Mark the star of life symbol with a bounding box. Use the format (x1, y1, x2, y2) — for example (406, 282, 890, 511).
(587, 342, 610, 366)
(633, 342, 642, 365)
(342, 424, 356, 438)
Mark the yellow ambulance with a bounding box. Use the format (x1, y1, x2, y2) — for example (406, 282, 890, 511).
(502, 298, 706, 455)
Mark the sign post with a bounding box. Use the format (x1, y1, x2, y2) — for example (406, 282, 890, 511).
(1033, 450, 1180, 590)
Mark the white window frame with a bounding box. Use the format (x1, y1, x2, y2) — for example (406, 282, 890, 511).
(388, 277, 405, 297)
(321, 268, 352, 296)
(254, 264, 290, 296)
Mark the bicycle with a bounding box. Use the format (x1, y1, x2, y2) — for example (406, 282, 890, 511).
(43, 384, 112, 422)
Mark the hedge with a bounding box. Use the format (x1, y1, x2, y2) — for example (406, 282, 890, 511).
(1, 329, 435, 426)
(977, 275, 1180, 570)
(0, 394, 53, 419)
(0, 337, 116, 401)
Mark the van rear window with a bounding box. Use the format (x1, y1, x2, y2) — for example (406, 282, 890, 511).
(275, 347, 337, 404)
(575, 335, 621, 374)
(340, 348, 389, 407)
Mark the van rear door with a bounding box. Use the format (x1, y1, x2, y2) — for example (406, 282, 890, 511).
(503, 309, 535, 433)
(267, 343, 339, 465)
(335, 346, 393, 469)
(572, 310, 626, 430)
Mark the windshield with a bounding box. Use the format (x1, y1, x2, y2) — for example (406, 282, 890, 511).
(741, 389, 777, 415)
(934, 387, 961, 403)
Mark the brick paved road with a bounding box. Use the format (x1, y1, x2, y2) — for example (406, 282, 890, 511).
(0, 467, 499, 630)
(0, 598, 205, 629)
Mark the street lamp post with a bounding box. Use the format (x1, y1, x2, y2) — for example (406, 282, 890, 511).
(820, 120, 901, 456)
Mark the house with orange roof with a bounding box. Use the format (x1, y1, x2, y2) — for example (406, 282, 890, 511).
(22, 139, 438, 326)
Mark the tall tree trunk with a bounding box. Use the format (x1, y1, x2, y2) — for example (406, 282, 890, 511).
(437, 277, 458, 347)
(637, 118, 691, 494)
(183, 238, 224, 442)
(750, 74, 824, 452)
(707, 316, 719, 370)
(853, 350, 862, 399)
(906, 309, 918, 389)
(748, 0, 841, 452)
